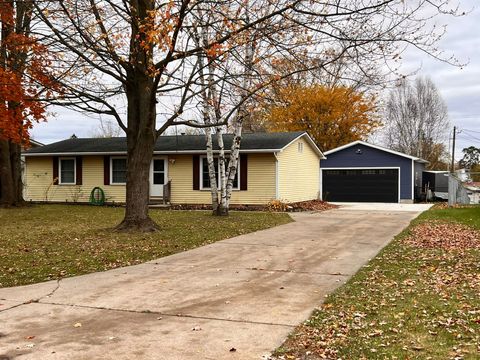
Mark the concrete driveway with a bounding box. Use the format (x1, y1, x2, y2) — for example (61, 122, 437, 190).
(0, 208, 426, 360)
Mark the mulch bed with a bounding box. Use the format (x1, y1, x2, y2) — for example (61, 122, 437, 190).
(170, 200, 337, 213)
(404, 221, 480, 251)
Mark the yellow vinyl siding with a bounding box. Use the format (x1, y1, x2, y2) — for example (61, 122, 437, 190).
(25, 156, 127, 203)
(277, 137, 320, 202)
(25, 153, 277, 205)
(169, 154, 276, 205)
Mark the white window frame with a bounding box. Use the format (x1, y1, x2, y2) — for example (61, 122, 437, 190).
(58, 157, 76, 185)
(110, 156, 127, 185)
(200, 156, 240, 191)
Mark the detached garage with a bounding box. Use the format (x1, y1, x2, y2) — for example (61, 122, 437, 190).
(320, 141, 428, 203)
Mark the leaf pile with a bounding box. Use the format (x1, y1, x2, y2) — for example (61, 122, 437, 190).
(286, 200, 338, 212)
(404, 221, 480, 251)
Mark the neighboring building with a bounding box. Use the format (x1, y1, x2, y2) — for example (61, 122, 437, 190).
(23, 132, 324, 205)
(320, 141, 428, 203)
(464, 182, 480, 204)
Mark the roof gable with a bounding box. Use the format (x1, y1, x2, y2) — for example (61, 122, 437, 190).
(324, 140, 428, 163)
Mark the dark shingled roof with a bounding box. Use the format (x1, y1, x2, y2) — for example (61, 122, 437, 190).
(24, 132, 309, 155)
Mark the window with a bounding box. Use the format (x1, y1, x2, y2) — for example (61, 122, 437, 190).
(200, 157, 238, 190)
(111, 158, 127, 184)
(152, 159, 165, 185)
(59, 158, 75, 184)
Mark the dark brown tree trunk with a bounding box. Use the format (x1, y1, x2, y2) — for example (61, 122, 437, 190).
(0, 139, 24, 207)
(115, 80, 158, 232)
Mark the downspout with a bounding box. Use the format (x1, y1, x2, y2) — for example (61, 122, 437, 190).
(274, 152, 279, 200)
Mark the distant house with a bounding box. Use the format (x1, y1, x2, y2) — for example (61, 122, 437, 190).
(320, 141, 428, 203)
(23, 132, 325, 205)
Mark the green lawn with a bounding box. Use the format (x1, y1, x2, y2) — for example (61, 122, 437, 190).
(275, 206, 480, 360)
(0, 205, 292, 288)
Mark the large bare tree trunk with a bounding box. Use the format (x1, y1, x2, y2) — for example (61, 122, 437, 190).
(0, 139, 24, 207)
(116, 82, 158, 232)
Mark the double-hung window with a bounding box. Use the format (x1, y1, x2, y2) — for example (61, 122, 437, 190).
(200, 157, 238, 190)
(59, 158, 76, 184)
(111, 158, 127, 184)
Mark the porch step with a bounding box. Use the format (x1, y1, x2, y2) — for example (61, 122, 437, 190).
(149, 197, 169, 205)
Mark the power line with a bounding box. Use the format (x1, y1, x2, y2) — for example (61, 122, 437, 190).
(461, 132, 480, 142)
(456, 135, 480, 145)
(462, 128, 480, 134)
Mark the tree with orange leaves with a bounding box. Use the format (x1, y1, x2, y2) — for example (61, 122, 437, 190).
(0, 1, 54, 206)
(264, 85, 380, 152)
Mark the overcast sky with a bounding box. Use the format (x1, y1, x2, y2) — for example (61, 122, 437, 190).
(31, 1, 480, 161)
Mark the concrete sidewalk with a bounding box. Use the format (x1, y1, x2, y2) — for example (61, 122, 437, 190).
(0, 209, 424, 359)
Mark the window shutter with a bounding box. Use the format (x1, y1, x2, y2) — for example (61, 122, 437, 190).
(76, 156, 83, 185)
(192, 155, 200, 190)
(104, 156, 110, 185)
(52, 156, 59, 185)
(240, 154, 248, 191)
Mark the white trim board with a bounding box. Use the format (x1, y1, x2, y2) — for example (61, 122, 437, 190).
(320, 166, 401, 203)
(323, 140, 428, 164)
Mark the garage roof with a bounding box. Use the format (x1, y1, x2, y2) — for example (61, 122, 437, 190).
(324, 140, 429, 164)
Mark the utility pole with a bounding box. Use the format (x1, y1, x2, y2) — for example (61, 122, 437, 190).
(451, 126, 456, 173)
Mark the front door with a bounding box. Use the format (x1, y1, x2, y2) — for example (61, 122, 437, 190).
(150, 158, 167, 197)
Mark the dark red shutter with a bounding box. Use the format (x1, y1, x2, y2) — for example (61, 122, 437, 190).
(104, 156, 110, 185)
(193, 155, 200, 190)
(76, 156, 83, 185)
(52, 156, 59, 185)
(240, 154, 248, 191)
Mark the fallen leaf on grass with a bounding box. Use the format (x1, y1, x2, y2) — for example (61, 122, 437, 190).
(403, 221, 480, 251)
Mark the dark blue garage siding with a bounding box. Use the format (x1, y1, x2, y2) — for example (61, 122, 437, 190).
(321, 144, 413, 200)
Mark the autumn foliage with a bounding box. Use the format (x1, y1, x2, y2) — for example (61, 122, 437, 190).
(0, 2, 54, 145)
(264, 85, 380, 151)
